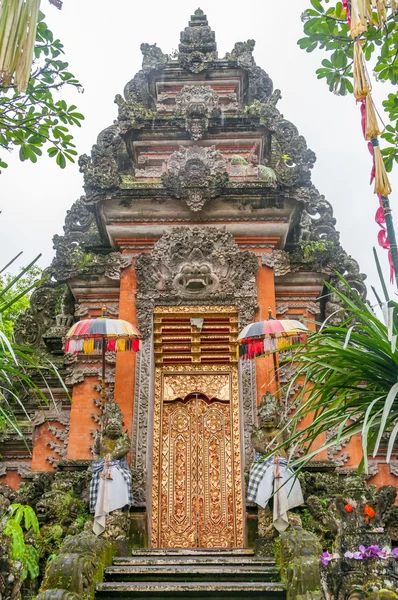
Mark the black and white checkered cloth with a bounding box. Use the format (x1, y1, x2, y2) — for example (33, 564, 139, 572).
(89, 457, 133, 512)
(247, 453, 289, 503)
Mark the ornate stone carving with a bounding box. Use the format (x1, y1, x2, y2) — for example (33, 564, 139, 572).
(319, 478, 398, 599)
(65, 366, 106, 386)
(31, 409, 70, 428)
(389, 460, 398, 476)
(178, 9, 218, 73)
(64, 197, 95, 232)
(31, 409, 71, 467)
(324, 253, 367, 326)
(251, 392, 287, 456)
(75, 303, 119, 317)
(93, 401, 130, 460)
(47, 425, 69, 466)
(78, 124, 126, 203)
(175, 85, 219, 140)
(239, 359, 257, 475)
(366, 461, 380, 478)
(260, 250, 291, 277)
(326, 426, 350, 467)
(225, 39, 256, 68)
(140, 43, 167, 73)
(135, 227, 258, 337)
(14, 280, 68, 350)
(42, 312, 74, 354)
(247, 66, 274, 104)
(131, 337, 153, 505)
(0, 461, 30, 477)
(162, 145, 228, 211)
(52, 249, 131, 284)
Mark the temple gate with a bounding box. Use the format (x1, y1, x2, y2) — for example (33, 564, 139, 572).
(2, 8, 397, 554)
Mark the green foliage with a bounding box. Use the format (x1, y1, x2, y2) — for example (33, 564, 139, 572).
(0, 10, 84, 171)
(258, 165, 277, 182)
(0, 263, 42, 338)
(0, 256, 68, 435)
(3, 504, 40, 580)
(230, 155, 248, 165)
(265, 269, 398, 475)
(299, 1, 398, 171)
(300, 239, 334, 261)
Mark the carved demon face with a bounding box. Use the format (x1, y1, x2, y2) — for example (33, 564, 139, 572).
(258, 392, 280, 428)
(181, 158, 209, 187)
(173, 261, 219, 296)
(104, 418, 122, 440)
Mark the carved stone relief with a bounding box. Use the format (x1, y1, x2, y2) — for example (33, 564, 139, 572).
(14, 281, 68, 350)
(175, 85, 219, 140)
(178, 9, 218, 73)
(130, 337, 153, 505)
(75, 303, 119, 317)
(162, 146, 228, 211)
(260, 251, 291, 277)
(135, 226, 258, 338)
(239, 359, 257, 476)
(326, 426, 350, 467)
(31, 409, 71, 467)
(389, 461, 398, 476)
(0, 461, 31, 478)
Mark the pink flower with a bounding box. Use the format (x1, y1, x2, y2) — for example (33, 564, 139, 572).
(366, 545, 381, 558)
(320, 552, 340, 566)
(392, 548, 398, 559)
(320, 552, 332, 566)
(344, 550, 363, 560)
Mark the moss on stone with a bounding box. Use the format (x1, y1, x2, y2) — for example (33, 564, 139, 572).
(40, 533, 115, 600)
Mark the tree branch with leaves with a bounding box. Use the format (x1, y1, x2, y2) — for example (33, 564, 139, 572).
(0, 8, 84, 171)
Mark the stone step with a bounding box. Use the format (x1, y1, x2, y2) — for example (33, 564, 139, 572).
(104, 564, 278, 582)
(130, 548, 255, 556)
(113, 555, 275, 567)
(96, 580, 286, 598)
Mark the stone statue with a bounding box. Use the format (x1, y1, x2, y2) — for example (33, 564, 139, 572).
(90, 401, 132, 539)
(251, 391, 287, 457)
(248, 392, 303, 545)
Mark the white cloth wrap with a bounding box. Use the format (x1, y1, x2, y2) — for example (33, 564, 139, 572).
(254, 456, 304, 533)
(93, 466, 130, 536)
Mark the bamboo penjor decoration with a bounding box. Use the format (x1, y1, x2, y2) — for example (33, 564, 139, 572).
(344, 0, 398, 285)
(0, 0, 42, 92)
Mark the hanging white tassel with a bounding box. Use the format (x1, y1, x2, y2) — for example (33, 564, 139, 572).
(371, 0, 388, 24)
(351, 0, 369, 37)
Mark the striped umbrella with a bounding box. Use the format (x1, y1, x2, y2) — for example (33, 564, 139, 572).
(237, 312, 309, 361)
(65, 318, 141, 354)
(65, 308, 142, 406)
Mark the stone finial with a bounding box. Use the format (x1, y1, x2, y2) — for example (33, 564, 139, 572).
(178, 9, 217, 72)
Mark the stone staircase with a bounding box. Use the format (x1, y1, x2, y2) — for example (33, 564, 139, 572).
(96, 548, 286, 599)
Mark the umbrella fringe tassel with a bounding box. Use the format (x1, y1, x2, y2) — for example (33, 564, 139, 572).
(65, 337, 141, 354)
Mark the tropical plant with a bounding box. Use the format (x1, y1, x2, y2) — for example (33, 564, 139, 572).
(0, 7, 84, 171)
(0, 255, 67, 434)
(3, 503, 40, 580)
(266, 256, 398, 474)
(0, 260, 42, 338)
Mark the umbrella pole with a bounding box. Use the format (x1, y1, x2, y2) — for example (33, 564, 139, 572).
(101, 335, 106, 408)
(272, 349, 280, 400)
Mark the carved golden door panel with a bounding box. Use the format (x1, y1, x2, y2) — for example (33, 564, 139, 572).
(152, 368, 244, 548)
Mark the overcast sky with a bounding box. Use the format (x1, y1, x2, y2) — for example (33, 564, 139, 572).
(1, 0, 397, 300)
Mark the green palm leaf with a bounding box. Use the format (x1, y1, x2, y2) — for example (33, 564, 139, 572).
(263, 269, 398, 474)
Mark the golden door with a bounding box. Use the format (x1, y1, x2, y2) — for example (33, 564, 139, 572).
(158, 395, 238, 548)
